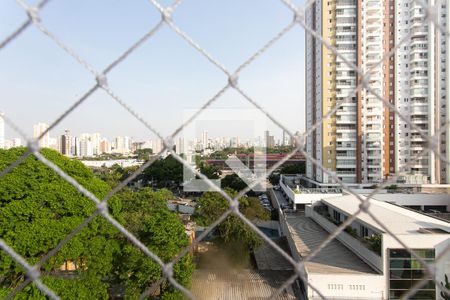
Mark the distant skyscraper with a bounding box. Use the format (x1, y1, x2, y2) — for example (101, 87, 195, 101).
(91, 133, 101, 156)
(0, 112, 5, 149)
(123, 136, 131, 154)
(70, 136, 79, 157)
(176, 137, 184, 154)
(33, 122, 50, 148)
(201, 131, 208, 150)
(264, 130, 275, 148)
(99, 138, 110, 154)
(59, 130, 71, 156)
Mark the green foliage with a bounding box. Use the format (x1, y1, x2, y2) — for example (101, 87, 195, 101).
(142, 155, 183, 187)
(198, 162, 221, 179)
(93, 164, 124, 187)
(364, 234, 382, 255)
(386, 184, 398, 190)
(279, 163, 305, 175)
(194, 189, 267, 251)
(221, 174, 247, 191)
(134, 148, 153, 161)
(244, 198, 270, 222)
(207, 146, 296, 160)
(268, 173, 280, 185)
(114, 188, 194, 299)
(0, 147, 121, 298)
(344, 226, 358, 237)
(0, 149, 193, 299)
(1, 275, 109, 299)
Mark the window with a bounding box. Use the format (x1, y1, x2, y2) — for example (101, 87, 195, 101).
(388, 249, 435, 299)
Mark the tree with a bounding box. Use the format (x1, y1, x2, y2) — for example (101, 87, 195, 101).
(221, 174, 247, 191)
(194, 189, 268, 249)
(268, 173, 280, 185)
(134, 148, 153, 161)
(114, 188, 194, 299)
(0, 148, 121, 299)
(0, 149, 194, 299)
(141, 155, 183, 187)
(279, 163, 305, 175)
(92, 164, 140, 188)
(198, 162, 221, 179)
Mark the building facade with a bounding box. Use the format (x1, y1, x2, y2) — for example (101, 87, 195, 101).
(59, 130, 71, 156)
(33, 122, 50, 149)
(279, 194, 450, 299)
(306, 0, 450, 184)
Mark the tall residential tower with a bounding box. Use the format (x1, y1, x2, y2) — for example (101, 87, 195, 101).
(306, 0, 450, 184)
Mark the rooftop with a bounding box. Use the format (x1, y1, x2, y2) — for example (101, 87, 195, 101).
(191, 269, 296, 300)
(323, 195, 450, 235)
(285, 213, 379, 275)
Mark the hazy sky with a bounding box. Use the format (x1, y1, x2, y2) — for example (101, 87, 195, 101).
(0, 0, 305, 141)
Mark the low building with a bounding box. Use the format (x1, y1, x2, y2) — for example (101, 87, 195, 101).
(280, 195, 450, 299)
(279, 174, 343, 210)
(279, 175, 450, 215)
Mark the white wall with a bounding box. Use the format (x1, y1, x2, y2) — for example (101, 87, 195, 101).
(81, 159, 143, 168)
(308, 273, 385, 299)
(279, 178, 341, 205)
(372, 194, 450, 211)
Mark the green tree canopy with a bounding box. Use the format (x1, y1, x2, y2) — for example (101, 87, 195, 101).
(194, 189, 269, 249)
(221, 174, 247, 191)
(198, 162, 221, 180)
(0, 149, 194, 299)
(114, 188, 194, 299)
(0, 148, 121, 299)
(134, 148, 153, 161)
(141, 155, 183, 187)
(279, 163, 305, 174)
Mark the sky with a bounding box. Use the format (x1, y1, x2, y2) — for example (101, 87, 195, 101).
(0, 0, 306, 142)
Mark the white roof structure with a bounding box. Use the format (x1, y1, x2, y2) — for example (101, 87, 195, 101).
(323, 195, 450, 235)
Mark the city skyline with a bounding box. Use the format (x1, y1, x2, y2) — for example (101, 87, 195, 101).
(0, 0, 306, 141)
(0, 119, 297, 156)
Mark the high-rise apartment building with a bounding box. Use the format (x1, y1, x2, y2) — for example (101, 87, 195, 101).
(265, 130, 275, 148)
(306, 0, 450, 184)
(59, 130, 71, 156)
(201, 131, 208, 150)
(33, 123, 50, 148)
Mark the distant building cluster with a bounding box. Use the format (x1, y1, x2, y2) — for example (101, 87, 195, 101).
(0, 115, 302, 159)
(32, 124, 163, 158)
(179, 130, 301, 155)
(0, 113, 22, 150)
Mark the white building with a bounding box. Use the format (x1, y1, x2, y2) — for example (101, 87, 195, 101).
(279, 174, 450, 211)
(176, 137, 184, 155)
(201, 131, 208, 150)
(4, 138, 22, 149)
(33, 122, 50, 148)
(280, 195, 450, 299)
